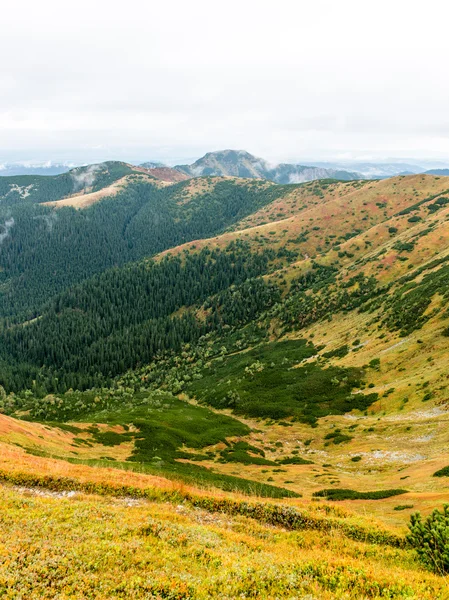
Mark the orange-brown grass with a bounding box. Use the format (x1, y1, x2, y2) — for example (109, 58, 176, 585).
(132, 165, 190, 182)
(232, 179, 372, 229)
(158, 174, 449, 264)
(0, 441, 190, 496)
(0, 480, 447, 598)
(0, 414, 133, 461)
(233, 174, 449, 238)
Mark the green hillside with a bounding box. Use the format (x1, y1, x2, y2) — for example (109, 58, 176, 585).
(0, 177, 286, 318)
(1, 170, 449, 546)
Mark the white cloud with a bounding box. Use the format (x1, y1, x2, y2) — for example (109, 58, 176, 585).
(1, 0, 449, 163)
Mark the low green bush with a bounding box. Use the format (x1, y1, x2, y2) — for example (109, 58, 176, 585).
(278, 456, 313, 465)
(313, 488, 407, 501)
(433, 466, 449, 477)
(323, 345, 349, 359)
(324, 431, 353, 445)
(407, 505, 449, 574)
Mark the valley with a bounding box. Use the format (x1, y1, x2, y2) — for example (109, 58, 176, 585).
(1, 160, 449, 596)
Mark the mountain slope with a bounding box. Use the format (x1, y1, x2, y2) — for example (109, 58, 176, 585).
(0, 176, 288, 318)
(134, 164, 190, 182)
(3, 173, 449, 396)
(42, 173, 161, 209)
(1, 171, 449, 520)
(0, 161, 138, 204)
(175, 149, 363, 183)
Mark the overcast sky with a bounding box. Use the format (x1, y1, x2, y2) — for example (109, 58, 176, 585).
(1, 0, 449, 165)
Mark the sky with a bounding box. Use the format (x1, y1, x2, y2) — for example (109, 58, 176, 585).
(1, 0, 449, 166)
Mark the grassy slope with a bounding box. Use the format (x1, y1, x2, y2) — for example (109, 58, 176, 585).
(0, 161, 139, 204)
(160, 175, 449, 260)
(2, 482, 449, 599)
(0, 428, 446, 597)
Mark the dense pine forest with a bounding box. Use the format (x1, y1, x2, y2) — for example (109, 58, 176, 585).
(0, 245, 282, 392)
(0, 174, 287, 319)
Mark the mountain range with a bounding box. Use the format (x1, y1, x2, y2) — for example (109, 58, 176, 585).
(1, 158, 449, 595)
(3, 150, 449, 184)
(1, 150, 363, 184)
(0, 161, 75, 177)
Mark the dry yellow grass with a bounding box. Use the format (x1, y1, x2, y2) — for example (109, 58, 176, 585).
(2, 482, 448, 599)
(0, 414, 134, 461)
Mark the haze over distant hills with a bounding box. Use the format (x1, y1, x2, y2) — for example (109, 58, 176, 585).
(3, 150, 449, 182)
(299, 161, 449, 179)
(424, 168, 449, 176)
(0, 162, 75, 177)
(299, 161, 425, 179)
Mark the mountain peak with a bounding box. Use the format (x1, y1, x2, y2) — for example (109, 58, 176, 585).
(175, 150, 362, 183)
(203, 149, 258, 159)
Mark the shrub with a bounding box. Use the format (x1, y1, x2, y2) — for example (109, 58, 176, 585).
(369, 358, 381, 370)
(407, 506, 449, 574)
(433, 466, 449, 477)
(323, 344, 349, 359)
(324, 431, 353, 445)
(278, 456, 313, 465)
(313, 488, 407, 501)
(393, 241, 415, 253)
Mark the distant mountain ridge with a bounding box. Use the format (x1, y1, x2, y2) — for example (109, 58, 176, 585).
(4, 154, 449, 183)
(424, 168, 449, 176)
(173, 149, 363, 183)
(139, 161, 167, 169)
(0, 162, 73, 177)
